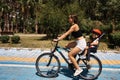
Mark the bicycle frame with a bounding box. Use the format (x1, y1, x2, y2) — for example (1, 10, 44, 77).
(49, 32, 105, 67)
(52, 45, 71, 64)
(36, 34, 104, 79)
(50, 41, 88, 66)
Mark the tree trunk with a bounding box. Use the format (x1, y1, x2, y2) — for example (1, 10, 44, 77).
(0, 26, 1, 32)
(35, 24, 38, 34)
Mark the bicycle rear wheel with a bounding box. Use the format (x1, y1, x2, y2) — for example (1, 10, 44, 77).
(35, 53, 60, 78)
(77, 54, 102, 80)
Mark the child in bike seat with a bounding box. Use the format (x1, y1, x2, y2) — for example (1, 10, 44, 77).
(83, 29, 102, 57)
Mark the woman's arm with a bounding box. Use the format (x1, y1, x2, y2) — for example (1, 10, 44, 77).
(58, 25, 75, 40)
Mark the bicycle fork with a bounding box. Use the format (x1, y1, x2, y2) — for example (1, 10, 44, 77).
(46, 54, 54, 66)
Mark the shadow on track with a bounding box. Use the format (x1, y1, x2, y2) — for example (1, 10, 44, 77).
(59, 66, 83, 80)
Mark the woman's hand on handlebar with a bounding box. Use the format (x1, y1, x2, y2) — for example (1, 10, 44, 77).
(53, 36, 61, 42)
(53, 39, 59, 42)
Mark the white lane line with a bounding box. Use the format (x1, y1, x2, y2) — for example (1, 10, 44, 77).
(0, 64, 120, 71)
(102, 68, 120, 71)
(0, 64, 35, 68)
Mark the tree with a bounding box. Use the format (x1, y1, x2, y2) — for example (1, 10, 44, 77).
(0, 0, 120, 36)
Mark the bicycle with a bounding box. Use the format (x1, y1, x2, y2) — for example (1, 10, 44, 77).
(35, 33, 105, 80)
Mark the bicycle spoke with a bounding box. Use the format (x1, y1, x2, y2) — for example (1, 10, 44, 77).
(36, 53, 60, 78)
(78, 54, 102, 80)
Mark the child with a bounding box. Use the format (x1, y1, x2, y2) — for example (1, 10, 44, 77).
(82, 29, 102, 58)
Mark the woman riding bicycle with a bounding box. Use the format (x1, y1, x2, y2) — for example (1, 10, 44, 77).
(54, 14, 86, 76)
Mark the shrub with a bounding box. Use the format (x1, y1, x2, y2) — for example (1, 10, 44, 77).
(115, 23, 120, 31)
(98, 24, 113, 34)
(0, 35, 10, 43)
(108, 32, 120, 46)
(11, 36, 20, 43)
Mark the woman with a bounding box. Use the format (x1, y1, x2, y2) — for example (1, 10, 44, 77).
(54, 14, 86, 76)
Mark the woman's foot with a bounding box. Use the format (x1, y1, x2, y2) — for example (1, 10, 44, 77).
(74, 68, 83, 76)
(80, 55, 86, 59)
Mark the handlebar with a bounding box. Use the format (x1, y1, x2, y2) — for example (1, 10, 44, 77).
(52, 40, 71, 52)
(51, 39, 59, 49)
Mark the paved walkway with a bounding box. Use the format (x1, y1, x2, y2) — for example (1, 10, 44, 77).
(0, 47, 120, 65)
(0, 48, 120, 80)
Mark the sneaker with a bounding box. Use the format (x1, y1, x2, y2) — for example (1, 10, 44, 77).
(74, 68, 83, 76)
(80, 55, 86, 59)
(68, 59, 72, 63)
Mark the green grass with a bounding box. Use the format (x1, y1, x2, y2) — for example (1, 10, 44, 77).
(0, 34, 108, 51)
(0, 35, 71, 48)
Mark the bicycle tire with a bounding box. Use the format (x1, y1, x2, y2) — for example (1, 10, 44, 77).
(77, 54, 102, 80)
(35, 53, 61, 78)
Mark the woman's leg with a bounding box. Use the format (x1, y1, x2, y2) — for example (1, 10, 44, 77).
(68, 47, 83, 76)
(68, 47, 81, 69)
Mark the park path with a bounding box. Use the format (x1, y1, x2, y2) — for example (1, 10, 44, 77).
(0, 47, 120, 66)
(0, 48, 120, 80)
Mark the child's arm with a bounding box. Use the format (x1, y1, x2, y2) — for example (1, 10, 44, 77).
(90, 40, 99, 46)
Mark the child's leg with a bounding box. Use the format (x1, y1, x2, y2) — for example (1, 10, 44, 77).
(83, 46, 89, 56)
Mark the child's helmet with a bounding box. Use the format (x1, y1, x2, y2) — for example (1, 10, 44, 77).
(92, 29, 102, 35)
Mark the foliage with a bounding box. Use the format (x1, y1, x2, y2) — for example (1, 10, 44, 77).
(108, 32, 120, 46)
(11, 35, 20, 43)
(0, 35, 10, 43)
(98, 24, 113, 34)
(79, 0, 120, 22)
(0, 0, 120, 38)
(80, 19, 94, 34)
(115, 23, 120, 31)
(39, 0, 84, 38)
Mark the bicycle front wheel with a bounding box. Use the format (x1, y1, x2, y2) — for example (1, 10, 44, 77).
(77, 54, 102, 80)
(35, 53, 60, 78)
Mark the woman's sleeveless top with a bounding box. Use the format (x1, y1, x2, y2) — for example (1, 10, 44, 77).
(71, 29, 83, 38)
